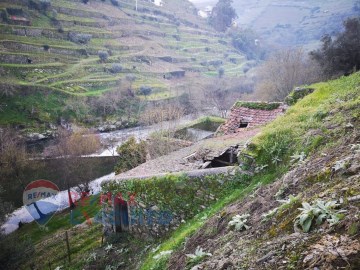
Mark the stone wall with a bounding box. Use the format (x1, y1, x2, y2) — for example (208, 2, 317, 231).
(101, 170, 250, 239)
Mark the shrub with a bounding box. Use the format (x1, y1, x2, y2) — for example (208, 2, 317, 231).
(218, 67, 225, 78)
(29, 0, 51, 12)
(115, 137, 147, 174)
(111, 0, 119, 6)
(98, 50, 109, 62)
(43, 44, 50, 51)
(57, 26, 64, 33)
(110, 63, 123, 73)
(39, 0, 51, 10)
(139, 86, 152, 96)
(68, 32, 92, 44)
(82, 0, 89, 4)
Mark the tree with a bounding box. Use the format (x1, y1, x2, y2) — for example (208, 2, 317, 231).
(310, 17, 360, 78)
(64, 97, 90, 121)
(0, 128, 29, 189)
(98, 50, 109, 62)
(209, 0, 237, 32)
(110, 63, 123, 73)
(230, 28, 267, 60)
(202, 80, 239, 118)
(139, 85, 152, 97)
(47, 129, 101, 206)
(254, 48, 321, 101)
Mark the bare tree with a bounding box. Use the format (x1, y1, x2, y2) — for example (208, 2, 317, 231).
(202, 79, 239, 118)
(253, 48, 321, 101)
(0, 128, 29, 224)
(0, 128, 29, 189)
(47, 128, 101, 207)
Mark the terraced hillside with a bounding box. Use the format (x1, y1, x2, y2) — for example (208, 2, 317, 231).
(0, 0, 246, 126)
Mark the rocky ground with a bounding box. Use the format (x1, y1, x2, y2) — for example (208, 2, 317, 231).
(114, 128, 260, 179)
(168, 124, 360, 270)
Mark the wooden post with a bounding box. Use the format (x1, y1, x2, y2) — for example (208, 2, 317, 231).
(65, 231, 71, 262)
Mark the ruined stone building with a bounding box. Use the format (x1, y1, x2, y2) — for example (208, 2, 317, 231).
(218, 101, 287, 135)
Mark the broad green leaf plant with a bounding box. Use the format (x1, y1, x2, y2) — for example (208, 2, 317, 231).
(295, 200, 345, 232)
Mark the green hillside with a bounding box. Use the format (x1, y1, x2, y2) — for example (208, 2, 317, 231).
(0, 0, 246, 126)
(6, 72, 359, 270)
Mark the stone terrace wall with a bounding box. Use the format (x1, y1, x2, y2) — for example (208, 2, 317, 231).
(218, 102, 287, 135)
(101, 170, 250, 239)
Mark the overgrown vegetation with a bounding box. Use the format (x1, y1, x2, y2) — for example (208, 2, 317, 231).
(115, 137, 147, 174)
(209, 0, 237, 32)
(140, 72, 360, 270)
(234, 101, 281, 110)
(310, 17, 360, 78)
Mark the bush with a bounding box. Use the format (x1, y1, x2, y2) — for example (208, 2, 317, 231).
(115, 137, 147, 174)
(43, 44, 50, 51)
(139, 86, 152, 96)
(29, 0, 51, 12)
(39, 0, 51, 10)
(82, 0, 89, 4)
(218, 67, 225, 78)
(111, 0, 119, 6)
(0, 232, 34, 269)
(98, 50, 109, 62)
(68, 32, 92, 44)
(110, 63, 123, 73)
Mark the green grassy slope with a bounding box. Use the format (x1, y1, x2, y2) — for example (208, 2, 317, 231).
(8, 72, 359, 270)
(141, 72, 360, 269)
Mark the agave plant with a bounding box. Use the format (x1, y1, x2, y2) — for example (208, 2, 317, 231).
(228, 214, 250, 231)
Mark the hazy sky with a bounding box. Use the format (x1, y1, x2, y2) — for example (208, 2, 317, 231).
(189, 0, 216, 5)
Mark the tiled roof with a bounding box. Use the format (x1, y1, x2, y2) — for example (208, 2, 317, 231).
(218, 103, 287, 135)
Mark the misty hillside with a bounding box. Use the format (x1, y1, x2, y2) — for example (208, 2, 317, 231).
(193, 0, 358, 47)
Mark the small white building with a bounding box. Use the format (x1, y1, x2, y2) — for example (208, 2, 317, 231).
(197, 5, 212, 18)
(152, 0, 163, 7)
